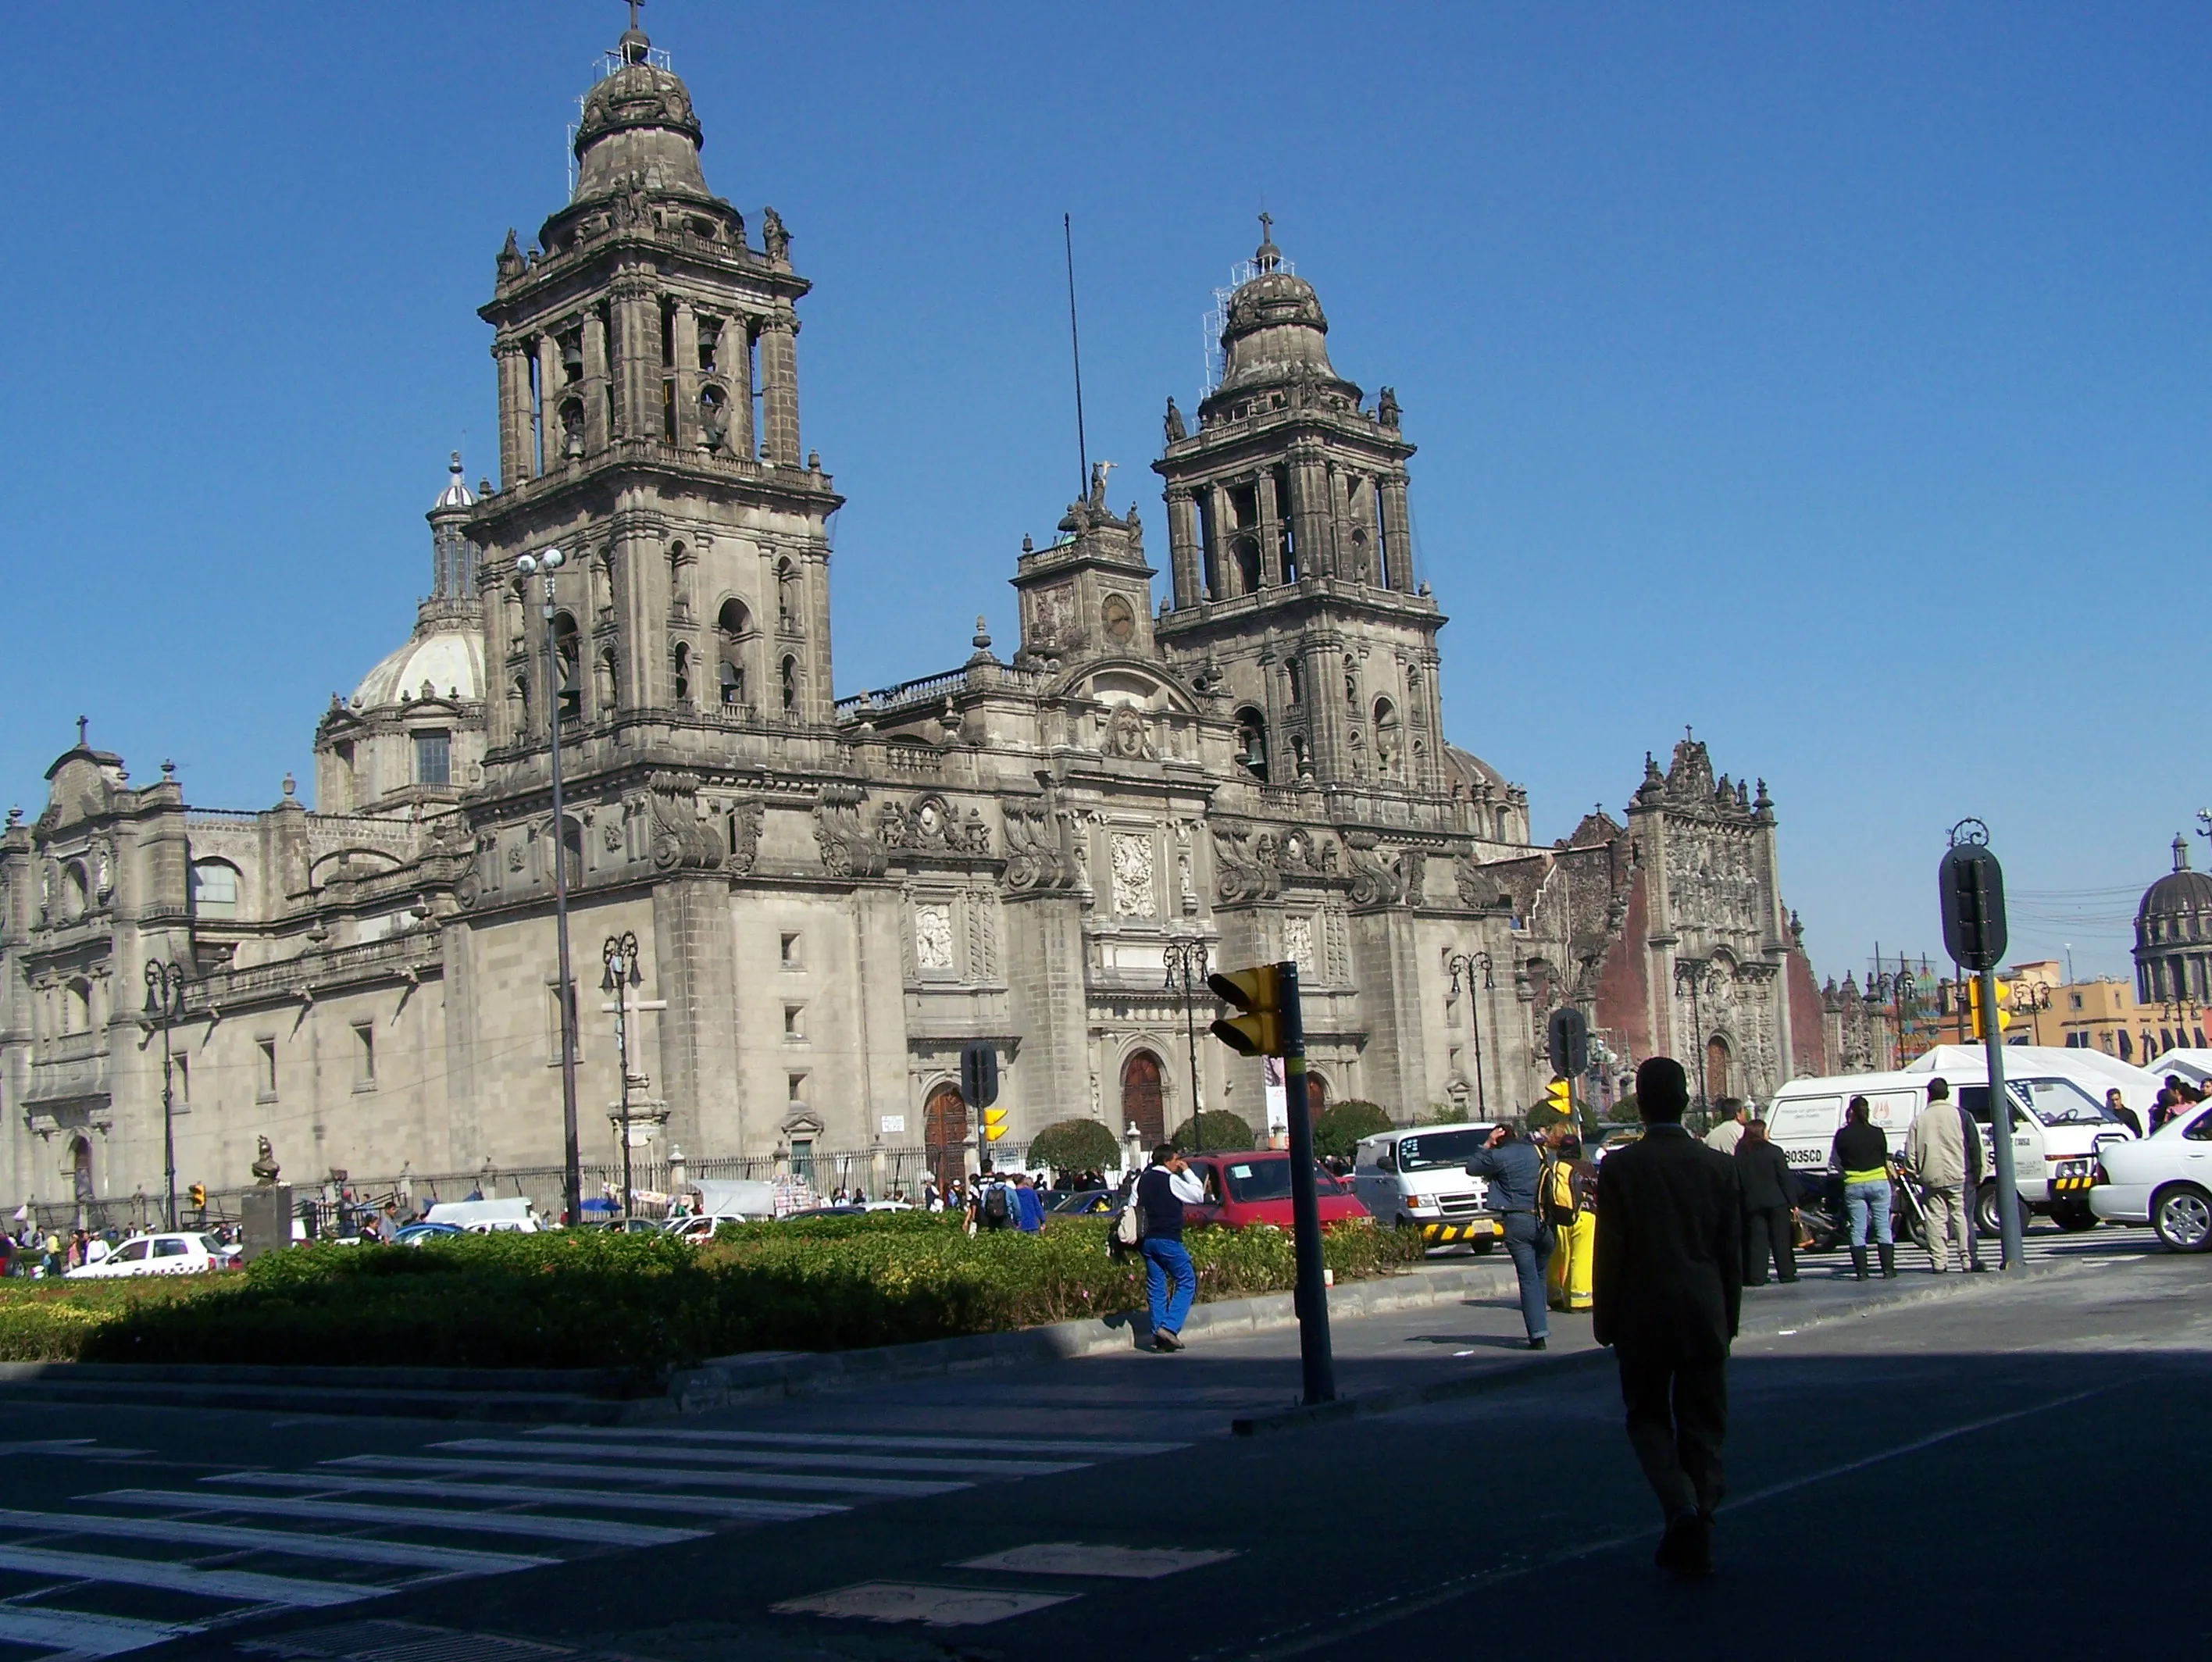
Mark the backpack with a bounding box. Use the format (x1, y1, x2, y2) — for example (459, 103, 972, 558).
(980, 1182, 1011, 1229)
(1539, 1154, 1580, 1230)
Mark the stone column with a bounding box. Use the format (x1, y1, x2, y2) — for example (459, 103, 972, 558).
(758, 308, 801, 465)
(495, 341, 533, 486)
(1381, 475, 1413, 590)
(534, 334, 562, 469)
(1206, 483, 1232, 599)
(671, 301, 699, 451)
(1165, 487, 1201, 609)
(1287, 451, 1327, 578)
(609, 285, 657, 443)
(1256, 472, 1284, 588)
(582, 312, 610, 455)
(717, 316, 753, 458)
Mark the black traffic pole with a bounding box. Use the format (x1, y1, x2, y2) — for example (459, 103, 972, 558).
(1165, 937, 1210, 1154)
(144, 960, 187, 1232)
(1277, 960, 1336, 1403)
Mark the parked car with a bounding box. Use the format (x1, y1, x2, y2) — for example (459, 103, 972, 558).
(393, 1221, 464, 1246)
(424, 1198, 542, 1234)
(1172, 1151, 1372, 1231)
(2091, 1098, 2212, 1250)
(65, 1232, 241, 1279)
(1046, 1189, 1115, 1217)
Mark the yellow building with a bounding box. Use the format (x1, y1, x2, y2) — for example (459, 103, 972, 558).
(1923, 960, 2201, 1067)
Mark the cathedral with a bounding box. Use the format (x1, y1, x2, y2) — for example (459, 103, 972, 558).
(0, 21, 1836, 1221)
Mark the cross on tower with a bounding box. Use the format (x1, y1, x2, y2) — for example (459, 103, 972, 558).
(626, 0, 644, 28)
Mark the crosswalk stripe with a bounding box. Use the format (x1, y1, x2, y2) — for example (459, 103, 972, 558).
(0, 1541, 369, 1608)
(436, 1436, 1089, 1478)
(94, 1486, 717, 1544)
(325, 1453, 967, 1498)
(526, 1427, 1189, 1457)
(0, 1605, 205, 1658)
(208, 1471, 839, 1525)
(0, 1505, 554, 1575)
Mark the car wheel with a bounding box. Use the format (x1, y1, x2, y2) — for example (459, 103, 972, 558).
(2151, 1184, 2212, 1254)
(1976, 1183, 2028, 1239)
(2050, 1203, 2099, 1233)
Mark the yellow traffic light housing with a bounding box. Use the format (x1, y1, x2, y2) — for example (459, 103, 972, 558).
(1209, 965, 1288, 1057)
(1543, 1076, 1573, 1119)
(1968, 978, 2013, 1040)
(981, 1107, 1010, 1143)
(187, 1183, 206, 1209)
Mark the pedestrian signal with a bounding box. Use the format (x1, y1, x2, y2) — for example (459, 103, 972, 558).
(1543, 1077, 1573, 1119)
(981, 1106, 1010, 1143)
(1208, 964, 1288, 1057)
(187, 1183, 206, 1209)
(1968, 978, 2012, 1040)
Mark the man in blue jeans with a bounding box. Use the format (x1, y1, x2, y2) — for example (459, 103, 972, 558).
(1465, 1123, 1550, 1350)
(1136, 1144, 1206, 1351)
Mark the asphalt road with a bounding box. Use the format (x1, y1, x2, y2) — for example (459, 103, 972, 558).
(0, 1222, 2199, 1660)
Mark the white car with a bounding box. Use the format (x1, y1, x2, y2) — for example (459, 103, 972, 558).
(66, 1232, 242, 1279)
(2090, 1099, 2212, 1250)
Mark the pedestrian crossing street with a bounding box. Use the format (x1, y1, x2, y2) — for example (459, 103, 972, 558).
(0, 1424, 1186, 1660)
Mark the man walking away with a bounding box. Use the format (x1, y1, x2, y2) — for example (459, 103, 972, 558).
(1704, 1099, 1750, 1155)
(1466, 1123, 1551, 1349)
(1904, 1079, 1968, 1273)
(1136, 1145, 1204, 1350)
(1013, 1174, 1046, 1234)
(1735, 1118, 1797, 1286)
(968, 1164, 1016, 1234)
(1593, 1056, 1743, 1579)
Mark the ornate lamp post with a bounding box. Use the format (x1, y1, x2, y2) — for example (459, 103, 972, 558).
(602, 932, 642, 1224)
(1674, 957, 1718, 1124)
(1164, 935, 1211, 1153)
(516, 546, 582, 1229)
(1443, 949, 1494, 1118)
(143, 959, 188, 1231)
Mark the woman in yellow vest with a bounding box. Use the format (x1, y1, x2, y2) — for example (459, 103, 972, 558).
(1544, 1132, 1597, 1314)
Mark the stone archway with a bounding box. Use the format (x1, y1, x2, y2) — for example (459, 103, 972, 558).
(1121, 1050, 1165, 1149)
(922, 1082, 968, 1184)
(1305, 1071, 1328, 1126)
(1705, 1035, 1732, 1104)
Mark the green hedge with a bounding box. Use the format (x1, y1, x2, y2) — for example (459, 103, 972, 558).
(0, 1212, 1422, 1372)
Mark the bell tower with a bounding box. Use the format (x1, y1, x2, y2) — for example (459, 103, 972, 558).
(1153, 223, 1447, 804)
(469, 14, 842, 770)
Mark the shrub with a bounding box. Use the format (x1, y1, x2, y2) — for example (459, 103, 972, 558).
(1313, 1099, 1395, 1160)
(1607, 1091, 1642, 1124)
(1169, 1110, 1258, 1152)
(1026, 1118, 1121, 1173)
(0, 1211, 1424, 1372)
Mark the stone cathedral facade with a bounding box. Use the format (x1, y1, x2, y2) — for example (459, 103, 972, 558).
(0, 23, 1836, 1218)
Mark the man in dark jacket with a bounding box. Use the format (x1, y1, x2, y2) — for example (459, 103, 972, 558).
(1593, 1055, 1743, 1578)
(1735, 1118, 1798, 1286)
(1465, 1124, 1550, 1350)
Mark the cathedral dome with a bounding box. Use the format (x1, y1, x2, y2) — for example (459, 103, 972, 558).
(2138, 836, 2212, 936)
(571, 25, 708, 203)
(351, 623, 484, 711)
(1211, 220, 1351, 401)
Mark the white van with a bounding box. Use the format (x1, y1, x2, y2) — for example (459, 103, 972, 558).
(423, 1197, 542, 1233)
(1350, 1122, 1504, 1252)
(1766, 1061, 2137, 1234)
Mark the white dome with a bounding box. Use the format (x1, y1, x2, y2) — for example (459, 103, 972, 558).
(351, 623, 484, 710)
(433, 451, 476, 511)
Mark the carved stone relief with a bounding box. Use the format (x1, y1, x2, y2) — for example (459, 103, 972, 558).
(1111, 832, 1157, 918)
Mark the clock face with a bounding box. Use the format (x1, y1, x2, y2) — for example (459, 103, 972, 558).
(1101, 593, 1136, 643)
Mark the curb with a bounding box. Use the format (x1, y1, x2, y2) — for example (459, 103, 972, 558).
(1228, 1252, 2096, 1437)
(665, 1260, 1520, 1414)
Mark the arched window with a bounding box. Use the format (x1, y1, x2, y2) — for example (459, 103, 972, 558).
(558, 398, 584, 459)
(62, 863, 88, 921)
(1234, 707, 1269, 783)
(1285, 657, 1304, 706)
(597, 647, 618, 713)
(509, 671, 529, 733)
(190, 860, 241, 918)
(63, 976, 91, 1035)
(776, 559, 798, 627)
(551, 612, 582, 719)
(1233, 537, 1261, 596)
(1291, 734, 1311, 778)
(1494, 808, 1511, 842)
(672, 641, 693, 704)
(1373, 697, 1400, 777)
(667, 541, 688, 616)
(780, 654, 799, 713)
(716, 599, 751, 707)
(1345, 665, 1359, 708)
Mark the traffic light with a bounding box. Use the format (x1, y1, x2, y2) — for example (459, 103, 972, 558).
(1967, 978, 2013, 1040)
(981, 1107, 1009, 1143)
(1543, 1077, 1573, 1119)
(187, 1183, 206, 1209)
(1208, 965, 1288, 1057)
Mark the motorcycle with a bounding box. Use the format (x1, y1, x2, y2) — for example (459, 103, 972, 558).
(1788, 1164, 1927, 1253)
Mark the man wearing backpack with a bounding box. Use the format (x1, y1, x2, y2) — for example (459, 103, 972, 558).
(1136, 1145, 1206, 1350)
(968, 1163, 1017, 1234)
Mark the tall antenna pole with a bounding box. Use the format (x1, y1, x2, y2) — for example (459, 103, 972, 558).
(1064, 212, 1089, 498)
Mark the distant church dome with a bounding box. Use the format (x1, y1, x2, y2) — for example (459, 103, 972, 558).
(2134, 833, 2212, 1006)
(351, 627, 484, 712)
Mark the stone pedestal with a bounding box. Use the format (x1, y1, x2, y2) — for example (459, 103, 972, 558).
(239, 1184, 292, 1263)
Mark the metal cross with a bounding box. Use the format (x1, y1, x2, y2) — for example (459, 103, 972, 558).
(626, 0, 644, 28)
(1258, 211, 1273, 239)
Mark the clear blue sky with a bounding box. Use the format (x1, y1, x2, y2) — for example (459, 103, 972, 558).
(3, 2, 2203, 983)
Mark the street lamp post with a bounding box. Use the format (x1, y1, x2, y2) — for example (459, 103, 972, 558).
(143, 960, 187, 1231)
(516, 547, 582, 1229)
(1164, 936, 1211, 1154)
(1674, 957, 1717, 1125)
(1443, 949, 1494, 1118)
(602, 933, 643, 1224)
